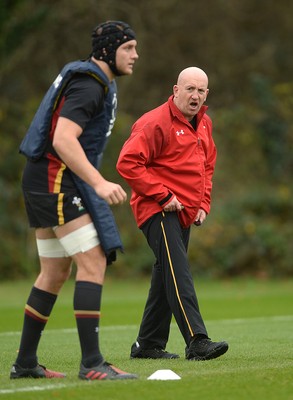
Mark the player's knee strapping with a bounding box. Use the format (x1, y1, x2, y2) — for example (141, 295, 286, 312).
(36, 223, 100, 257)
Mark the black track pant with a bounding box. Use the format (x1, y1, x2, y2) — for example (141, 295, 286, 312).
(137, 211, 208, 348)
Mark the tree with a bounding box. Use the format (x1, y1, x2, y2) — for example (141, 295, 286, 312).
(0, 0, 292, 279)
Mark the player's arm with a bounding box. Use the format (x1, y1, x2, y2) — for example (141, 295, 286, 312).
(53, 116, 126, 205)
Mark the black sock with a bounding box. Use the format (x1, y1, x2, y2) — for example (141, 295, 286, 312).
(74, 281, 103, 368)
(16, 286, 57, 368)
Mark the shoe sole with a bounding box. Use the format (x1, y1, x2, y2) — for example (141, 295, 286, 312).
(79, 373, 137, 380)
(10, 372, 66, 378)
(130, 355, 179, 359)
(187, 343, 229, 361)
(130, 355, 180, 360)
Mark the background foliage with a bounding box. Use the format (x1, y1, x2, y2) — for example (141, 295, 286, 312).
(0, 0, 292, 280)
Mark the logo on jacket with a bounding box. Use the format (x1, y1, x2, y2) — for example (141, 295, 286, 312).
(176, 129, 185, 136)
(53, 74, 62, 89)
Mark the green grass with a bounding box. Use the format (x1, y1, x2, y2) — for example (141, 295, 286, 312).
(0, 278, 293, 400)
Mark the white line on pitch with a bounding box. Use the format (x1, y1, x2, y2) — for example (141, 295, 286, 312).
(0, 315, 292, 337)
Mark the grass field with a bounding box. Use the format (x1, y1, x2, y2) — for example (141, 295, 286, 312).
(0, 277, 292, 400)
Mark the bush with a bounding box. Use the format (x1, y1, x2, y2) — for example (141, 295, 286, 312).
(189, 185, 293, 278)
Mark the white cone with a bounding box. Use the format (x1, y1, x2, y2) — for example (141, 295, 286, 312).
(147, 369, 181, 380)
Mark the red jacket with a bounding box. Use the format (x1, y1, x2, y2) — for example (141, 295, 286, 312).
(116, 95, 217, 228)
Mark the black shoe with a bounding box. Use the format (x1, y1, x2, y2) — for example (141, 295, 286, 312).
(10, 363, 66, 379)
(186, 337, 229, 361)
(130, 342, 179, 359)
(79, 361, 137, 380)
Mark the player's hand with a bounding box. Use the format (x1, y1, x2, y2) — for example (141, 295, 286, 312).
(94, 180, 127, 205)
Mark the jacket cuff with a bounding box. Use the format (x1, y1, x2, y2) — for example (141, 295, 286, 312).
(158, 192, 173, 206)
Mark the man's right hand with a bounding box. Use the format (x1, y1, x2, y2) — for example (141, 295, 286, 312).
(163, 196, 184, 212)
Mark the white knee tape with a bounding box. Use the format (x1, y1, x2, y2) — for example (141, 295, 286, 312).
(58, 223, 100, 256)
(36, 238, 68, 258)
